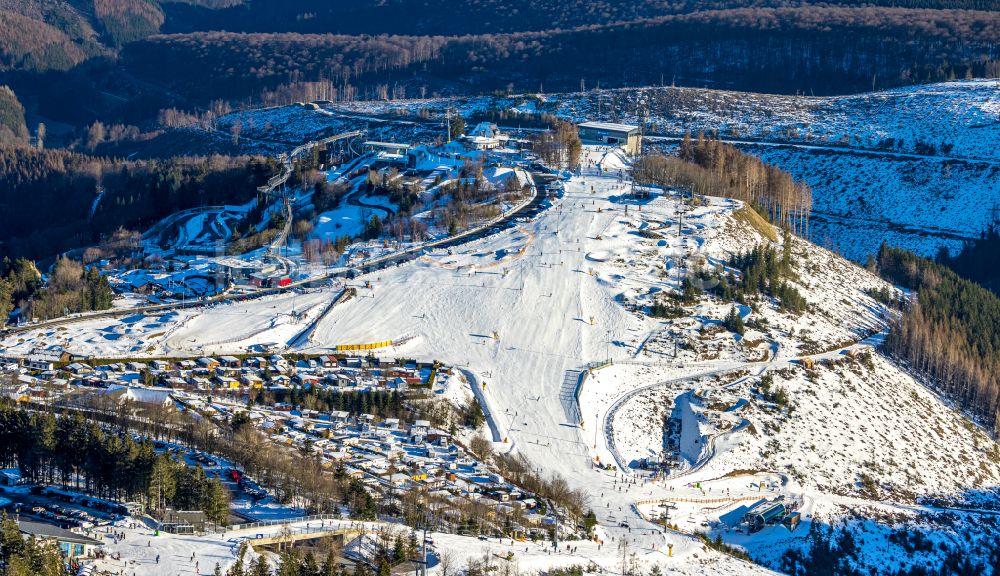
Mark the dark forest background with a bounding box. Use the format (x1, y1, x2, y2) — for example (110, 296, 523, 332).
(0, 0, 997, 136)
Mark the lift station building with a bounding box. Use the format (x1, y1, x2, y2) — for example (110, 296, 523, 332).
(578, 121, 642, 155)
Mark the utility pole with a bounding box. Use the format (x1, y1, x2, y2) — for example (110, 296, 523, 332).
(421, 525, 428, 576)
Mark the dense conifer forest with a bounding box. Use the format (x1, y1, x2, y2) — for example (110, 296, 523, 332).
(0, 86, 27, 145)
(938, 223, 1000, 295)
(0, 405, 230, 524)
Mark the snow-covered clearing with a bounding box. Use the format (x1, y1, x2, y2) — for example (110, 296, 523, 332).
(314, 205, 370, 240)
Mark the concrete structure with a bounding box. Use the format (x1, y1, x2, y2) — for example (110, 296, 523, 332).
(578, 122, 642, 155)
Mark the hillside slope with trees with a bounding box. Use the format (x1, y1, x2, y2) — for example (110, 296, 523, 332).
(0, 146, 274, 260)
(0, 86, 28, 145)
(1, 1, 998, 132)
(938, 222, 1000, 295)
(877, 244, 1000, 435)
(160, 0, 1000, 35)
(635, 134, 813, 235)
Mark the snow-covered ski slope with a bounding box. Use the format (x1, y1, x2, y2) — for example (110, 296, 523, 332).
(215, 146, 1000, 571)
(9, 145, 1000, 573)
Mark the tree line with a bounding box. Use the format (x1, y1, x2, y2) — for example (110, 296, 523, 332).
(160, 0, 1000, 37)
(94, 0, 165, 48)
(533, 120, 583, 169)
(112, 5, 1000, 109)
(4, 1, 1000, 133)
(635, 134, 812, 235)
(0, 256, 116, 324)
(22, 391, 378, 520)
(877, 244, 1000, 434)
(252, 388, 406, 420)
(218, 526, 423, 576)
(0, 86, 27, 146)
(0, 404, 230, 524)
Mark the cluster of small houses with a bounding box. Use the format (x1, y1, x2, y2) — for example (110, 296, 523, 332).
(201, 399, 552, 531)
(138, 353, 424, 395)
(2, 346, 427, 404)
(1, 346, 554, 535)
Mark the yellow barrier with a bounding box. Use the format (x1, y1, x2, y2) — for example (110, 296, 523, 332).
(335, 340, 393, 352)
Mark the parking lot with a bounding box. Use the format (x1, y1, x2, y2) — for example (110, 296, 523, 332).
(0, 485, 129, 530)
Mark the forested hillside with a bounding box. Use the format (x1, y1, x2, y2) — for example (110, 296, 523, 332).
(1, 1, 998, 131)
(635, 134, 812, 235)
(120, 7, 1000, 109)
(938, 223, 1000, 295)
(0, 405, 230, 524)
(0, 86, 28, 145)
(0, 12, 90, 73)
(94, 0, 165, 48)
(878, 245, 1000, 435)
(161, 0, 1000, 35)
(0, 147, 275, 260)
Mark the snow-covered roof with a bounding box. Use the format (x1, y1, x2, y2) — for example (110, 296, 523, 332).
(578, 121, 639, 134)
(121, 387, 173, 406)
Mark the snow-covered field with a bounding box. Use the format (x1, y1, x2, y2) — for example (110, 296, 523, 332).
(0, 289, 337, 358)
(731, 145, 997, 260)
(314, 204, 371, 241)
(83, 513, 775, 576)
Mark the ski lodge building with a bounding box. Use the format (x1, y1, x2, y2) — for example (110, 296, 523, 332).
(578, 121, 642, 155)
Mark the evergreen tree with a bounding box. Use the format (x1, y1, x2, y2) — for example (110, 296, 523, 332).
(0, 514, 67, 576)
(203, 478, 231, 526)
(448, 114, 465, 141)
(321, 550, 339, 576)
(723, 306, 745, 335)
(878, 244, 1000, 434)
(250, 555, 271, 576)
(302, 551, 320, 576)
(148, 455, 176, 512)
